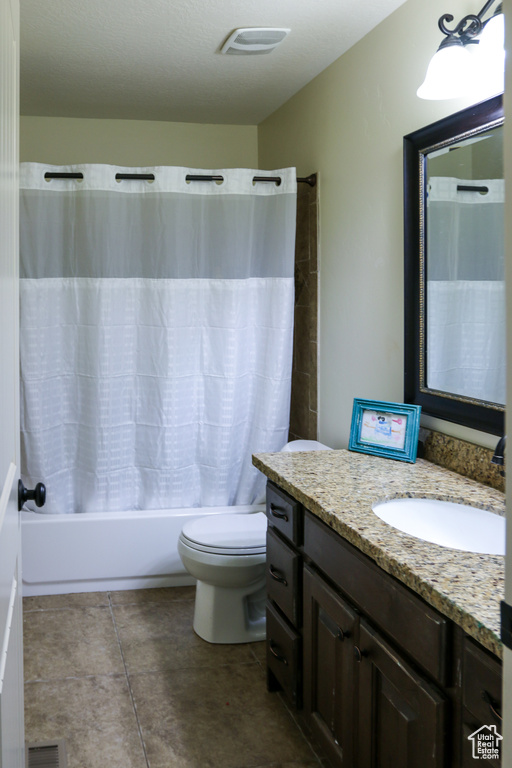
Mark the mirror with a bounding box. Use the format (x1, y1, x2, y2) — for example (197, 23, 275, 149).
(404, 95, 504, 435)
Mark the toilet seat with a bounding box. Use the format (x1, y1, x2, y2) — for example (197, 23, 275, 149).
(180, 512, 267, 556)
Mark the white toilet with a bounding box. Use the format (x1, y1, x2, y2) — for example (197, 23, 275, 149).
(178, 439, 331, 644)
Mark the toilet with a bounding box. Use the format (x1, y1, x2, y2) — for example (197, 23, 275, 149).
(178, 439, 331, 644)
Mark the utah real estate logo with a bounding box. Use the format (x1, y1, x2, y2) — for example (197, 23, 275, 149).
(468, 725, 502, 759)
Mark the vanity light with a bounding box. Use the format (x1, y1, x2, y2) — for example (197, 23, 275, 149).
(417, 0, 504, 100)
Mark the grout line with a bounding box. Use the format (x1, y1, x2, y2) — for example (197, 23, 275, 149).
(24, 672, 126, 684)
(107, 591, 151, 768)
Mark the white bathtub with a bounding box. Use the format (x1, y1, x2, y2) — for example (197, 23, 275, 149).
(21, 504, 265, 597)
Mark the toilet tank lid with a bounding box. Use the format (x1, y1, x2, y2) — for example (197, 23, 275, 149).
(181, 511, 267, 549)
(281, 439, 331, 452)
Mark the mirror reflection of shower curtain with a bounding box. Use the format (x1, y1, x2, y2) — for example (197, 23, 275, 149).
(426, 177, 505, 404)
(20, 164, 297, 513)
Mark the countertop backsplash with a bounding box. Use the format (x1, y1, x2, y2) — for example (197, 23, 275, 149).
(419, 428, 505, 493)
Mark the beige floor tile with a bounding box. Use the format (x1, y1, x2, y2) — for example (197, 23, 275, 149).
(130, 664, 318, 768)
(23, 592, 110, 612)
(25, 675, 147, 768)
(24, 607, 124, 681)
(113, 600, 256, 673)
(253, 764, 321, 768)
(249, 640, 266, 664)
(110, 585, 196, 605)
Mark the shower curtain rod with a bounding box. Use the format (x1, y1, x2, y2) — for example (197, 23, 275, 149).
(43, 171, 317, 187)
(456, 184, 489, 193)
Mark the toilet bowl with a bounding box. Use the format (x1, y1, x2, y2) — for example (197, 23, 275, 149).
(178, 439, 331, 644)
(178, 511, 268, 644)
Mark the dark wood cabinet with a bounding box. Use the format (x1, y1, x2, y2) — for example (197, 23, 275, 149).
(267, 526, 302, 626)
(357, 620, 446, 768)
(264, 480, 502, 768)
(303, 565, 357, 767)
(266, 600, 302, 707)
(461, 639, 502, 766)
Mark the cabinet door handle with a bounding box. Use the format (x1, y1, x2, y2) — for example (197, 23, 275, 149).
(269, 640, 288, 665)
(269, 503, 289, 521)
(337, 628, 351, 641)
(269, 565, 288, 586)
(482, 690, 502, 722)
(354, 646, 367, 663)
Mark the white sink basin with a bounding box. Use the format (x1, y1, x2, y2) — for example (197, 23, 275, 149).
(372, 498, 505, 555)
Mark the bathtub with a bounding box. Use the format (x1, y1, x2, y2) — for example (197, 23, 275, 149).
(21, 504, 265, 597)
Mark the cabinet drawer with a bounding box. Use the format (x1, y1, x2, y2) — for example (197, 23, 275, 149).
(266, 482, 303, 545)
(462, 639, 502, 724)
(266, 528, 301, 626)
(266, 601, 301, 707)
(304, 511, 448, 684)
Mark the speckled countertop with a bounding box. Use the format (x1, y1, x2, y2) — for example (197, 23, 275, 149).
(253, 449, 505, 658)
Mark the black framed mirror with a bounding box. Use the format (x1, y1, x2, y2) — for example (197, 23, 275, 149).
(404, 95, 504, 436)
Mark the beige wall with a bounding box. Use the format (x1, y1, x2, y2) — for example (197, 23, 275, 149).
(258, 0, 497, 449)
(20, 116, 258, 168)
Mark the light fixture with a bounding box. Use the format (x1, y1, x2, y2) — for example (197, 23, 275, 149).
(220, 28, 290, 55)
(417, 0, 504, 100)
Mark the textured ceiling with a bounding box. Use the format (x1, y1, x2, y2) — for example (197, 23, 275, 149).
(20, 0, 407, 125)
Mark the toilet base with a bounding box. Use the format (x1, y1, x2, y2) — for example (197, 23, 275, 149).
(193, 580, 266, 644)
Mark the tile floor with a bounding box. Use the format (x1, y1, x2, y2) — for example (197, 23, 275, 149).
(23, 586, 322, 768)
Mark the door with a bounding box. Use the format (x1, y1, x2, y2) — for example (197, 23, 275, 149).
(303, 566, 358, 767)
(356, 620, 446, 768)
(0, 0, 23, 764)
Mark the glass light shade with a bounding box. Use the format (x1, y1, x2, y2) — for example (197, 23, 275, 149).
(469, 13, 505, 99)
(417, 43, 473, 100)
(479, 12, 505, 52)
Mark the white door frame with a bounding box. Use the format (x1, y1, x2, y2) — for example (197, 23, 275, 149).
(503, 0, 512, 764)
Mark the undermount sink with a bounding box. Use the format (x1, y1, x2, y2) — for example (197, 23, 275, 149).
(372, 498, 505, 555)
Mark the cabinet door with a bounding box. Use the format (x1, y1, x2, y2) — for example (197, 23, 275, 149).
(357, 620, 446, 768)
(303, 566, 357, 767)
(461, 640, 502, 766)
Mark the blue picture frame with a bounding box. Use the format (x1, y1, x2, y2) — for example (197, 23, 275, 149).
(348, 399, 422, 463)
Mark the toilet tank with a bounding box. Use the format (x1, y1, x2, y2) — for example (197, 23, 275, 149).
(280, 440, 331, 452)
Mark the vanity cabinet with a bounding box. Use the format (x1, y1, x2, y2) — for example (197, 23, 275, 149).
(264, 480, 503, 768)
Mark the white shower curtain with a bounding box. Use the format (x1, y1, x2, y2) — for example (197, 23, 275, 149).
(426, 177, 505, 404)
(20, 164, 297, 513)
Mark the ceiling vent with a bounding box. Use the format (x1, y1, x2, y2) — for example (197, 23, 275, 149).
(220, 28, 290, 55)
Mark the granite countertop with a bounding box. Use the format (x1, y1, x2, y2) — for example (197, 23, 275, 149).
(253, 449, 505, 658)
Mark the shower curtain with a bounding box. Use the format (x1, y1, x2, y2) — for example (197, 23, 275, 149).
(20, 164, 296, 514)
(426, 176, 505, 404)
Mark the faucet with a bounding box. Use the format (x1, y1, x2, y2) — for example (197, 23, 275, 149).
(491, 435, 506, 476)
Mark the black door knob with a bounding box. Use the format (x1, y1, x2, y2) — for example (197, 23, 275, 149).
(18, 479, 46, 511)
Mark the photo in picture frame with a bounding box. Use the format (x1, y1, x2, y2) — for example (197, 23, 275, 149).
(348, 399, 421, 463)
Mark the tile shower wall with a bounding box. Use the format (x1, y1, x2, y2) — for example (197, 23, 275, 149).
(289, 176, 318, 442)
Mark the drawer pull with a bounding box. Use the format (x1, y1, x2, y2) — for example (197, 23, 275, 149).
(270, 503, 289, 521)
(354, 646, 367, 663)
(269, 565, 288, 586)
(482, 690, 502, 722)
(269, 640, 288, 665)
